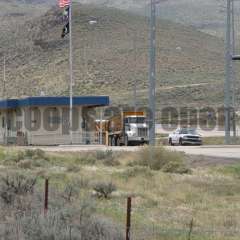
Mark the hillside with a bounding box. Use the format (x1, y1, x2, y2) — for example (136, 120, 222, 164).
(0, 3, 227, 110)
(77, 0, 239, 38)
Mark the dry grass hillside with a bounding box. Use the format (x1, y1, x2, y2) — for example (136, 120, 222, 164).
(78, 0, 236, 38)
(0, 3, 228, 110)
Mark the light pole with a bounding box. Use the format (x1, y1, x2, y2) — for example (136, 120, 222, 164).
(224, 0, 232, 144)
(149, 0, 156, 146)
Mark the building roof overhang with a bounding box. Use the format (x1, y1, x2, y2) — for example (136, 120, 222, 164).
(0, 96, 110, 110)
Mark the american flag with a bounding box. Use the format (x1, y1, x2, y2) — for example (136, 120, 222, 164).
(59, 0, 70, 8)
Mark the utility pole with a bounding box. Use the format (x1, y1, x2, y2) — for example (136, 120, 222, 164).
(149, 0, 156, 146)
(2, 55, 5, 99)
(3, 55, 7, 145)
(231, 0, 237, 138)
(224, 0, 232, 144)
(69, 0, 74, 145)
(133, 32, 137, 111)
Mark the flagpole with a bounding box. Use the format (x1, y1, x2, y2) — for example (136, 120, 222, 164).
(69, 0, 73, 144)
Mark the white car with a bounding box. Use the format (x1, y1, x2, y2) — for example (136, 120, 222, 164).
(168, 128, 202, 146)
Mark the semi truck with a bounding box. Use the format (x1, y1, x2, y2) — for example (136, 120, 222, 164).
(107, 111, 149, 146)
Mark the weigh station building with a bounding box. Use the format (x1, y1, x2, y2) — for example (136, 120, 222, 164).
(0, 96, 109, 145)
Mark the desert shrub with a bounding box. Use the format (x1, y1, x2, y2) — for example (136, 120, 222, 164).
(93, 182, 117, 199)
(74, 154, 96, 165)
(24, 149, 36, 158)
(0, 222, 18, 240)
(3, 149, 49, 167)
(96, 150, 113, 160)
(103, 157, 120, 166)
(96, 150, 107, 160)
(61, 179, 81, 202)
(162, 160, 190, 174)
(66, 164, 81, 173)
(25, 149, 49, 161)
(21, 201, 123, 240)
(17, 158, 49, 169)
(129, 146, 190, 174)
(75, 177, 90, 189)
(3, 151, 25, 164)
(0, 172, 37, 205)
(95, 150, 120, 166)
(33, 149, 49, 160)
(18, 159, 32, 169)
(21, 212, 124, 240)
(0, 148, 6, 161)
(120, 166, 153, 179)
(82, 216, 124, 240)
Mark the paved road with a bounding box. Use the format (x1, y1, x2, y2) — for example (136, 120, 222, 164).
(15, 145, 140, 152)
(13, 144, 240, 159)
(166, 145, 240, 159)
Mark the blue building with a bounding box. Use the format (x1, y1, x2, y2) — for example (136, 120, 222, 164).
(0, 96, 109, 145)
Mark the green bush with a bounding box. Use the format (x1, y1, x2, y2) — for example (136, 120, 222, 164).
(129, 146, 190, 174)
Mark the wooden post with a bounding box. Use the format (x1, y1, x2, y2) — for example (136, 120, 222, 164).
(44, 178, 49, 215)
(126, 197, 132, 240)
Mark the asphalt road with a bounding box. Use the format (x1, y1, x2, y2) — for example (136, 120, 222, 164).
(13, 144, 240, 159)
(166, 145, 240, 159)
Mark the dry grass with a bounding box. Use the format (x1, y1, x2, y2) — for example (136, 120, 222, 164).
(0, 147, 239, 239)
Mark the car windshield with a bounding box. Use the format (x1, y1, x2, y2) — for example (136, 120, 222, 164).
(180, 129, 197, 134)
(127, 117, 145, 124)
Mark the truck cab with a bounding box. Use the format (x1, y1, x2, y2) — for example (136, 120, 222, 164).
(124, 115, 149, 145)
(108, 111, 149, 146)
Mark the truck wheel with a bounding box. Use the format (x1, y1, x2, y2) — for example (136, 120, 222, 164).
(124, 136, 129, 146)
(108, 136, 112, 146)
(111, 137, 116, 146)
(116, 137, 121, 146)
(169, 138, 174, 146)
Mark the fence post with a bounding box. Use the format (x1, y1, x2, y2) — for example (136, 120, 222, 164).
(126, 197, 132, 240)
(44, 178, 49, 216)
